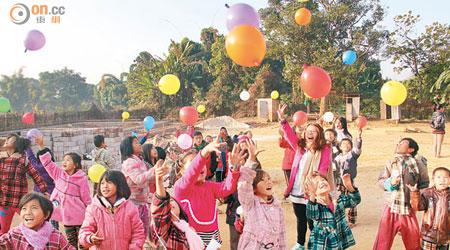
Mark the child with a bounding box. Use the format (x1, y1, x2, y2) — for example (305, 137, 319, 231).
(205, 135, 213, 144)
(410, 167, 450, 250)
(193, 131, 218, 180)
(79, 170, 145, 250)
(142, 143, 158, 167)
(332, 117, 352, 142)
(333, 128, 362, 227)
(237, 139, 286, 250)
(279, 126, 303, 185)
(120, 136, 155, 238)
(374, 138, 430, 250)
(324, 128, 340, 159)
(39, 149, 92, 249)
(27, 135, 59, 229)
(430, 103, 446, 158)
(304, 172, 361, 250)
(151, 160, 204, 250)
(0, 192, 75, 249)
(174, 134, 240, 246)
(91, 135, 116, 169)
(0, 134, 48, 235)
(216, 127, 234, 182)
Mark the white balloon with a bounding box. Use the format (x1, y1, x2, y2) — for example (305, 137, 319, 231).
(177, 134, 193, 150)
(240, 90, 250, 101)
(323, 112, 334, 123)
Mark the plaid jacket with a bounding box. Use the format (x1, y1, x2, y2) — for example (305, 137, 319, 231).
(306, 190, 361, 250)
(150, 193, 190, 250)
(0, 151, 47, 208)
(0, 225, 75, 249)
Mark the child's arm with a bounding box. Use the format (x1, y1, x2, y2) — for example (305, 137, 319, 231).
(306, 201, 321, 221)
(417, 160, 430, 190)
(25, 157, 48, 193)
(104, 150, 116, 169)
(150, 193, 172, 241)
(352, 134, 362, 158)
(26, 147, 51, 180)
(39, 152, 63, 181)
(278, 136, 291, 149)
(0, 233, 12, 249)
(212, 167, 240, 198)
(280, 120, 299, 151)
(174, 152, 207, 197)
(278, 207, 287, 250)
(128, 203, 145, 250)
(237, 165, 256, 211)
(122, 158, 154, 186)
(78, 205, 99, 249)
(378, 161, 397, 191)
(79, 177, 92, 207)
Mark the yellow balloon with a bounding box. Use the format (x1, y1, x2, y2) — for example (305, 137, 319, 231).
(88, 164, 106, 183)
(297, 0, 309, 2)
(197, 105, 206, 114)
(158, 74, 180, 95)
(122, 112, 130, 122)
(271, 90, 279, 100)
(380, 80, 407, 106)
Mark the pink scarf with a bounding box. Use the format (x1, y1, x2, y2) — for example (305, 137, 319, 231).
(173, 219, 204, 250)
(19, 221, 53, 250)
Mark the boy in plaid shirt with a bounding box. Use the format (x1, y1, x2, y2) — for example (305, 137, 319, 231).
(0, 134, 48, 235)
(410, 167, 450, 250)
(374, 138, 429, 250)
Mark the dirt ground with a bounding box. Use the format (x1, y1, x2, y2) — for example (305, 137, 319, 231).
(10, 120, 448, 250)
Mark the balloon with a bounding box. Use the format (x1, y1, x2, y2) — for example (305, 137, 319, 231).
(158, 74, 180, 95)
(0, 97, 11, 113)
(88, 164, 106, 183)
(323, 112, 334, 123)
(293, 111, 308, 126)
(122, 112, 130, 122)
(240, 90, 250, 101)
(342, 50, 357, 65)
(197, 105, 206, 114)
(132, 132, 139, 138)
(380, 81, 407, 106)
(271, 90, 279, 100)
(225, 25, 266, 67)
(143, 116, 155, 131)
(179, 106, 199, 126)
(26, 129, 42, 143)
(295, 8, 311, 26)
(355, 116, 367, 128)
(24, 30, 46, 51)
(177, 134, 193, 150)
(22, 112, 34, 124)
(300, 64, 332, 99)
(226, 3, 260, 31)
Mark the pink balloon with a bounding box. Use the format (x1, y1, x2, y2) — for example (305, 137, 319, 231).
(355, 116, 367, 128)
(24, 30, 46, 51)
(22, 112, 34, 124)
(177, 134, 193, 150)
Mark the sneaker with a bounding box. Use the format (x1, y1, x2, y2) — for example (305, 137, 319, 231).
(290, 243, 305, 250)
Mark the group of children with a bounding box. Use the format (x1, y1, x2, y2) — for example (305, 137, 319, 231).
(0, 104, 448, 250)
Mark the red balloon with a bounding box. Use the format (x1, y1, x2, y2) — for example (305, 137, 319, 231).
(355, 116, 367, 128)
(22, 112, 34, 124)
(293, 111, 308, 126)
(179, 106, 199, 126)
(300, 64, 332, 99)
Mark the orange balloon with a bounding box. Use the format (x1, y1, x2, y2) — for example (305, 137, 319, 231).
(295, 8, 311, 26)
(225, 24, 266, 67)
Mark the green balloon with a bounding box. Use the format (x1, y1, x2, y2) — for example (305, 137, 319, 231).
(0, 97, 11, 113)
(105, 97, 108, 101)
(304, 100, 309, 106)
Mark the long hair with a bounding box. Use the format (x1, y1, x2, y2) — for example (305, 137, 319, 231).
(298, 123, 327, 151)
(64, 152, 82, 172)
(120, 136, 135, 161)
(6, 134, 30, 155)
(142, 143, 155, 166)
(97, 170, 131, 199)
(333, 117, 352, 138)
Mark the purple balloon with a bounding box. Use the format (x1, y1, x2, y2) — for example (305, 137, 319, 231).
(226, 3, 260, 31)
(24, 30, 46, 51)
(27, 128, 42, 143)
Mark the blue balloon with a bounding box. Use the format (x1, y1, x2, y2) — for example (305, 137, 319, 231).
(132, 132, 138, 138)
(143, 116, 155, 131)
(342, 50, 357, 65)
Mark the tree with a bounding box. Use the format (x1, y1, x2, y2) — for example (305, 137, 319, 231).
(93, 73, 129, 110)
(0, 68, 38, 112)
(260, 0, 388, 114)
(431, 69, 450, 103)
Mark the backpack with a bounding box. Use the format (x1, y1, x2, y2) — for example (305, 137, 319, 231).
(430, 112, 445, 129)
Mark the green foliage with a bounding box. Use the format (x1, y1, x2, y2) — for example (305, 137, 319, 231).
(0, 68, 38, 112)
(93, 73, 129, 110)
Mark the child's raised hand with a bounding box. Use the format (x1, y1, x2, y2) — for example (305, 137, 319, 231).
(201, 134, 226, 159)
(304, 175, 318, 201)
(229, 143, 247, 167)
(342, 174, 355, 193)
(358, 128, 363, 139)
(90, 231, 104, 245)
(278, 129, 284, 137)
(154, 160, 168, 182)
(33, 135, 45, 150)
(277, 104, 287, 121)
(245, 139, 264, 161)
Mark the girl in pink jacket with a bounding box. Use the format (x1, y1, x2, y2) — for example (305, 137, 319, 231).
(174, 135, 241, 247)
(79, 170, 145, 250)
(120, 136, 155, 238)
(39, 151, 92, 249)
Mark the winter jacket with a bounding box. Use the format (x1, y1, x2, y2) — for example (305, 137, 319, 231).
(278, 137, 295, 171)
(333, 139, 362, 180)
(430, 111, 446, 131)
(410, 186, 450, 245)
(79, 196, 145, 250)
(40, 152, 92, 226)
(225, 191, 240, 225)
(121, 154, 155, 205)
(91, 148, 116, 169)
(26, 148, 55, 194)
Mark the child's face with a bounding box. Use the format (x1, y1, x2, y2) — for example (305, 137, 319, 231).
(254, 173, 273, 198)
(20, 199, 47, 231)
(62, 155, 76, 175)
(340, 140, 352, 153)
(335, 119, 343, 130)
(193, 135, 203, 147)
(395, 139, 414, 155)
(305, 125, 319, 144)
(150, 147, 158, 159)
(180, 154, 196, 176)
(324, 131, 335, 142)
(3, 136, 16, 150)
(205, 136, 213, 144)
(315, 177, 330, 196)
(132, 138, 143, 155)
(295, 127, 304, 138)
(433, 170, 450, 190)
(100, 179, 117, 202)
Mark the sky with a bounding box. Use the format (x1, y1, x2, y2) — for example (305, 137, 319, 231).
(0, 0, 449, 84)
